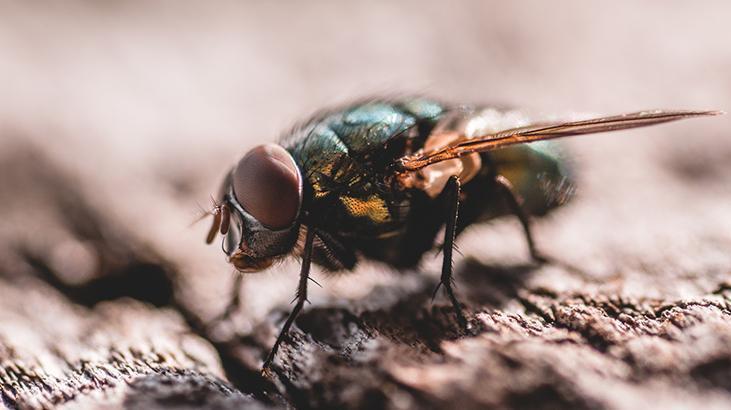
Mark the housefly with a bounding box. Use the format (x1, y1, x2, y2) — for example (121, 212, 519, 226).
(204, 98, 718, 371)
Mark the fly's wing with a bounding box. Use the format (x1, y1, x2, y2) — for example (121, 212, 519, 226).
(414, 106, 576, 216)
(395, 110, 721, 172)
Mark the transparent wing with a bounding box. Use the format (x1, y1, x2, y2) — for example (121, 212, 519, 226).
(395, 110, 721, 172)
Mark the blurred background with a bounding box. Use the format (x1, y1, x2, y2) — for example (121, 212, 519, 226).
(1, 0, 729, 335)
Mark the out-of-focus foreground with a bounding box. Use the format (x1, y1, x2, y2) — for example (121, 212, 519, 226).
(1, 2, 730, 409)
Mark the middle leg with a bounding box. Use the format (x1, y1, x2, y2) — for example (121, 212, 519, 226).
(434, 175, 468, 329)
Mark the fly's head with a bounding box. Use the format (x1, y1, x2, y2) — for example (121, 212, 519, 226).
(206, 144, 303, 272)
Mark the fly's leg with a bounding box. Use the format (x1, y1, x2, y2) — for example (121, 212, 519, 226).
(433, 175, 469, 329)
(208, 273, 243, 328)
(493, 174, 546, 263)
(262, 227, 316, 374)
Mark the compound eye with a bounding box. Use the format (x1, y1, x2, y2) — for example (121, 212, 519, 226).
(231, 144, 302, 229)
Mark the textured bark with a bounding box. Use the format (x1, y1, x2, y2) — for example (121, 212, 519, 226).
(2, 141, 731, 410)
(1, 2, 731, 409)
(0, 279, 263, 410)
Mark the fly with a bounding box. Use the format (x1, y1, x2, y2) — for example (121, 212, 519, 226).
(204, 98, 720, 372)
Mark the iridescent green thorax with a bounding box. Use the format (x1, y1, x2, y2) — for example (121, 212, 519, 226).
(282, 99, 446, 239)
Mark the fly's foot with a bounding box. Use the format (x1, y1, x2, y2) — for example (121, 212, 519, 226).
(433, 281, 469, 331)
(261, 344, 279, 375)
(452, 302, 469, 331)
(455, 310, 470, 333)
(261, 361, 275, 378)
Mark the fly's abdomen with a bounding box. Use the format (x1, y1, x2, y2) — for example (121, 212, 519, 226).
(488, 142, 574, 215)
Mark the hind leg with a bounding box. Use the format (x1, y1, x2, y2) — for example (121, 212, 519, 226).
(493, 174, 546, 263)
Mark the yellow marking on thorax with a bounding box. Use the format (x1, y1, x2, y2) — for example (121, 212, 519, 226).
(339, 195, 391, 224)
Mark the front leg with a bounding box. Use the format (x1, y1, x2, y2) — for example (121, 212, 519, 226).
(262, 227, 316, 373)
(434, 175, 469, 329)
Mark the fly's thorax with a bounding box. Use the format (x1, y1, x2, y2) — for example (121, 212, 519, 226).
(280, 101, 444, 239)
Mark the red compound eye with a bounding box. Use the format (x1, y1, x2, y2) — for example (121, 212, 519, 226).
(231, 144, 302, 229)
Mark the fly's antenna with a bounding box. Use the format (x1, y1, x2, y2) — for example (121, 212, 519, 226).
(189, 200, 212, 227)
(189, 195, 219, 227)
(197, 194, 230, 244)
